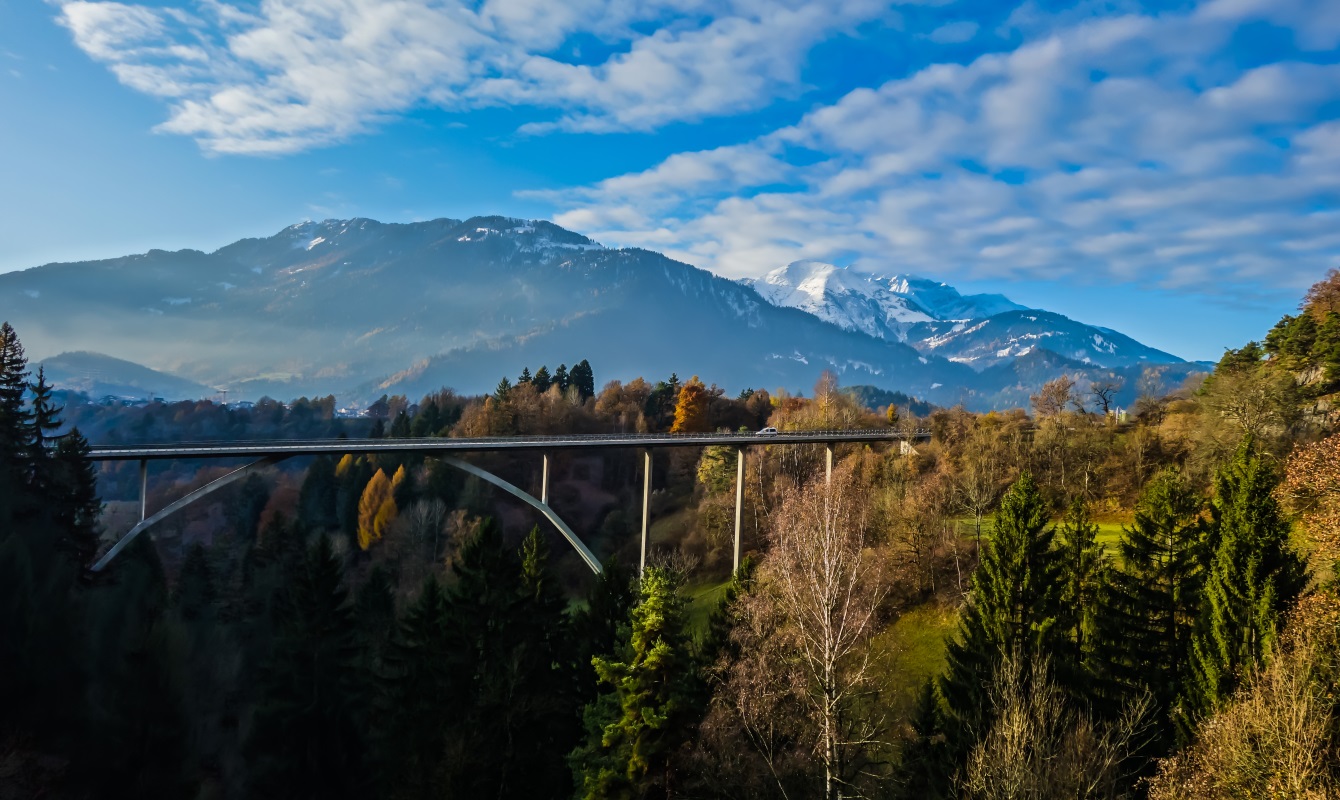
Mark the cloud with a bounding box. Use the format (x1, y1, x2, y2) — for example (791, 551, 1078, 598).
(53, 0, 896, 153)
(927, 20, 978, 43)
(537, 0, 1340, 297)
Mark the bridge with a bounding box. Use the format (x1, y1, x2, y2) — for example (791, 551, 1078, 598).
(88, 429, 929, 575)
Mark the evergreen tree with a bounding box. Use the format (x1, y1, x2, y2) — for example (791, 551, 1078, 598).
(1100, 468, 1207, 730)
(554, 363, 570, 392)
(1183, 440, 1308, 723)
(1056, 498, 1110, 689)
(534, 365, 553, 393)
(518, 366, 533, 385)
(892, 680, 951, 800)
(571, 556, 637, 705)
(175, 542, 216, 622)
(495, 376, 513, 401)
(247, 535, 369, 799)
(298, 454, 340, 530)
(50, 428, 101, 569)
(570, 566, 698, 799)
(570, 359, 596, 401)
(380, 575, 454, 800)
(355, 564, 396, 670)
(26, 366, 61, 498)
(389, 409, 411, 439)
(940, 472, 1064, 753)
(0, 321, 32, 527)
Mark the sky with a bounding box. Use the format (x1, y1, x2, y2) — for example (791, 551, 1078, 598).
(2, 0, 1338, 362)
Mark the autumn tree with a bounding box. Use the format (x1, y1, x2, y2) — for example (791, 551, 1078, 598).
(671, 375, 711, 433)
(1279, 431, 1340, 561)
(357, 469, 396, 550)
(1302, 266, 1340, 319)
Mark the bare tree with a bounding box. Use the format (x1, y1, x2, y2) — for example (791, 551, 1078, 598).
(1031, 375, 1076, 420)
(963, 652, 1155, 800)
(719, 466, 891, 800)
(1090, 376, 1125, 416)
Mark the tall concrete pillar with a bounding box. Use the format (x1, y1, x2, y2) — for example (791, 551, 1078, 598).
(640, 449, 652, 576)
(733, 448, 745, 573)
(825, 444, 834, 485)
(541, 453, 550, 505)
(139, 459, 148, 521)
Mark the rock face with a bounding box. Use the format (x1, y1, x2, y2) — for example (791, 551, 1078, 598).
(1, 217, 1191, 408)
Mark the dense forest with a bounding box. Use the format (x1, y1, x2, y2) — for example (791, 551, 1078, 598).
(3, 268, 1340, 799)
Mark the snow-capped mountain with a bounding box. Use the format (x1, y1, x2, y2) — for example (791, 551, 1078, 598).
(746, 260, 1183, 370)
(1, 217, 1190, 409)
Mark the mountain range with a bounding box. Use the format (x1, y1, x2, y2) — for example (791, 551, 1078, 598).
(1, 216, 1207, 410)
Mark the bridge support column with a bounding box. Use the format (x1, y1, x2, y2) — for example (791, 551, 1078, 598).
(541, 453, 550, 505)
(826, 444, 834, 485)
(139, 459, 147, 521)
(640, 449, 651, 577)
(734, 448, 745, 573)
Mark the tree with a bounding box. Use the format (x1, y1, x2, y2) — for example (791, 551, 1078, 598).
(49, 428, 101, 569)
(941, 473, 1064, 753)
(357, 469, 396, 550)
(1279, 431, 1340, 561)
(247, 535, 369, 799)
(554, 363, 570, 392)
(570, 359, 596, 401)
(1056, 499, 1110, 688)
(298, 455, 340, 530)
(1031, 375, 1075, 419)
(1184, 439, 1308, 723)
(533, 366, 552, 393)
(518, 366, 533, 385)
(671, 375, 711, 433)
(1302, 266, 1340, 320)
(0, 321, 32, 526)
(571, 567, 698, 799)
(1100, 469, 1207, 730)
(1091, 375, 1125, 416)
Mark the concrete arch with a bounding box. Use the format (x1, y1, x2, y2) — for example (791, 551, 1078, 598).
(91, 454, 602, 576)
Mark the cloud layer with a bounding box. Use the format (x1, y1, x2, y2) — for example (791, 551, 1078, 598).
(538, 0, 1340, 297)
(55, 0, 895, 153)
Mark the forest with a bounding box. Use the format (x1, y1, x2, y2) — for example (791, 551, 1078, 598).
(2, 268, 1340, 799)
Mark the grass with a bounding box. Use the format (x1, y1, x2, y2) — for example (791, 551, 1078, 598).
(683, 578, 731, 634)
(955, 515, 1131, 553)
(869, 604, 959, 722)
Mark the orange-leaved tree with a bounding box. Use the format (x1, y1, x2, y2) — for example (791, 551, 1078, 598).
(357, 468, 398, 550)
(671, 375, 710, 433)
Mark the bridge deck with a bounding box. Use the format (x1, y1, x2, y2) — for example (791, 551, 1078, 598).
(87, 429, 929, 461)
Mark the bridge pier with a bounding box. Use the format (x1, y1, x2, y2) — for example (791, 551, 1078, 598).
(826, 443, 834, 485)
(734, 448, 745, 572)
(541, 453, 550, 505)
(139, 459, 147, 521)
(640, 449, 651, 576)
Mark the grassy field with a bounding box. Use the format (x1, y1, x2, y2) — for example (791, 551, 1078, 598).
(870, 604, 959, 722)
(956, 516, 1130, 553)
(684, 579, 732, 633)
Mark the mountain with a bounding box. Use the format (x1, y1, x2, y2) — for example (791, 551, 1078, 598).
(0, 217, 1189, 410)
(746, 261, 1183, 370)
(38, 351, 216, 401)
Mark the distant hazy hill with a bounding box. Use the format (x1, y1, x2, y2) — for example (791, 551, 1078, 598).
(39, 351, 215, 401)
(0, 216, 1191, 410)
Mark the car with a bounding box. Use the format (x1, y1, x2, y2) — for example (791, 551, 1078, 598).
(757, 426, 778, 436)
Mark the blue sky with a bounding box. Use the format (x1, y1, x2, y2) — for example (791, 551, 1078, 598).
(3, 0, 1339, 362)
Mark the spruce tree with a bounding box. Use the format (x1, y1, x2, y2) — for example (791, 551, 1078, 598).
(554, 363, 570, 392)
(571, 359, 596, 401)
(893, 680, 951, 800)
(940, 472, 1063, 753)
(247, 535, 369, 799)
(1099, 468, 1206, 730)
(50, 428, 101, 569)
(1183, 440, 1307, 723)
(518, 366, 533, 385)
(297, 454, 340, 530)
(571, 556, 637, 705)
(534, 365, 552, 393)
(0, 321, 32, 528)
(1056, 498, 1110, 690)
(380, 575, 454, 799)
(570, 566, 698, 799)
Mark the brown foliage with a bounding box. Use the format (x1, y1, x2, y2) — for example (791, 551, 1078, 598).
(672, 375, 711, 433)
(1280, 432, 1340, 561)
(1303, 268, 1340, 320)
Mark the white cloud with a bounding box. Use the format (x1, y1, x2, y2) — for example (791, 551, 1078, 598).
(927, 20, 977, 43)
(53, 0, 896, 153)
(538, 0, 1340, 295)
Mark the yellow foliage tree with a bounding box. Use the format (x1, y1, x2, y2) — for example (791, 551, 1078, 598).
(357, 469, 397, 550)
(335, 453, 356, 478)
(671, 375, 710, 433)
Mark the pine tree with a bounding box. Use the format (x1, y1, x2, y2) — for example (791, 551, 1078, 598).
(1100, 468, 1206, 730)
(534, 365, 552, 393)
(380, 575, 454, 799)
(554, 363, 570, 392)
(1183, 440, 1308, 723)
(518, 366, 533, 385)
(298, 454, 340, 530)
(247, 535, 369, 799)
(570, 566, 698, 799)
(570, 359, 596, 401)
(0, 321, 32, 528)
(893, 680, 951, 800)
(389, 409, 411, 438)
(175, 542, 216, 622)
(1056, 498, 1109, 690)
(940, 472, 1063, 753)
(571, 556, 637, 705)
(50, 428, 101, 569)
(26, 366, 61, 499)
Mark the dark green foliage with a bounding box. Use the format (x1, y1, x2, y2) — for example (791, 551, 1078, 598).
(554, 363, 570, 392)
(247, 535, 369, 799)
(176, 543, 216, 622)
(534, 365, 552, 393)
(570, 566, 698, 799)
(518, 366, 533, 385)
(571, 556, 638, 704)
(50, 428, 101, 569)
(390, 409, 411, 438)
(1183, 439, 1308, 724)
(571, 359, 596, 401)
(941, 472, 1064, 752)
(893, 680, 951, 800)
(1100, 469, 1207, 731)
(356, 564, 397, 668)
(298, 454, 340, 530)
(1056, 498, 1110, 689)
(495, 376, 513, 401)
(0, 321, 32, 525)
(228, 473, 271, 541)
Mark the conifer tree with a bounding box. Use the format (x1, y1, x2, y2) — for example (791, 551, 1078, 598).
(380, 575, 454, 799)
(176, 543, 216, 622)
(50, 428, 101, 569)
(533, 365, 552, 393)
(571, 556, 637, 704)
(298, 454, 340, 530)
(247, 535, 368, 799)
(570, 566, 698, 799)
(1183, 440, 1307, 722)
(357, 469, 395, 550)
(26, 366, 61, 497)
(0, 321, 32, 527)
(571, 359, 596, 401)
(518, 366, 533, 385)
(1056, 498, 1110, 688)
(554, 363, 570, 392)
(940, 472, 1063, 752)
(893, 680, 951, 800)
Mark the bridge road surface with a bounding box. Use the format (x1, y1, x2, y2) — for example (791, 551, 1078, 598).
(85, 429, 931, 462)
